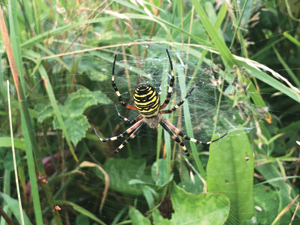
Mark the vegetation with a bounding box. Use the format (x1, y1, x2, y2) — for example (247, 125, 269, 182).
(0, 0, 300, 224)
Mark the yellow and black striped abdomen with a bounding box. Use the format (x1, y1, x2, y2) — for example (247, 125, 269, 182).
(134, 84, 160, 118)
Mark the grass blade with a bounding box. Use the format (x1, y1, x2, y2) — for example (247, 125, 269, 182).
(0, 7, 62, 225)
(283, 32, 300, 47)
(0, 193, 32, 225)
(38, 65, 78, 162)
(55, 200, 107, 225)
(191, 0, 236, 66)
(177, 62, 206, 177)
(272, 46, 300, 88)
(0, 137, 25, 150)
(7, 80, 24, 225)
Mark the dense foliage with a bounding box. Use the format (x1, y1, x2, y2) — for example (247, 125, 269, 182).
(1, 0, 300, 224)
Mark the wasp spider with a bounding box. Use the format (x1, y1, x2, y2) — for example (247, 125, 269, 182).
(94, 49, 227, 156)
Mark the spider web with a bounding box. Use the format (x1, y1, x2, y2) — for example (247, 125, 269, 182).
(0, 1, 300, 225)
(105, 44, 233, 138)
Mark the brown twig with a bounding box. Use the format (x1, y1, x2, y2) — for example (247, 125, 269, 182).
(0, 206, 15, 225)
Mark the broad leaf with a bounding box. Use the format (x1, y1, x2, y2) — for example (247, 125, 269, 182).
(130, 184, 231, 225)
(37, 89, 111, 146)
(207, 129, 254, 224)
(76, 214, 90, 225)
(255, 158, 292, 224)
(252, 185, 281, 224)
(129, 207, 151, 225)
(169, 184, 230, 225)
(94, 157, 153, 195)
(152, 209, 172, 225)
(3, 151, 20, 171)
(53, 114, 90, 146)
(177, 174, 203, 194)
(36, 102, 65, 123)
(78, 57, 109, 82)
(37, 89, 111, 122)
(93, 91, 112, 105)
(65, 89, 98, 116)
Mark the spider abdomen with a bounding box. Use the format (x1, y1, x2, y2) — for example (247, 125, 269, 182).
(134, 84, 160, 118)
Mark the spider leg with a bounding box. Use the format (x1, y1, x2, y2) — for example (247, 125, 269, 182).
(161, 117, 228, 144)
(115, 105, 142, 124)
(160, 49, 175, 110)
(114, 122, 146, 154)
(160, 121, 190, 156)
(112, 54, 137, 110)
(160, 87, 194, 115)
(94, 118, 145, 142)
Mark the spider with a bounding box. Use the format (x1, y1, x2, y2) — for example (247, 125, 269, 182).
(94, 49, 227, 156)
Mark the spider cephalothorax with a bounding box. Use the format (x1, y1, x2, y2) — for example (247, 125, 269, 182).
(94, 49, 227, 156)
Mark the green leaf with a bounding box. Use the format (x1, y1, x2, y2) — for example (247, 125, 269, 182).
(36, 102, 65, 123)
(252, 186, 280, 225)
(207, 129, 254, 224)
(95, 158, 153, 195)
(3, 151, 20, 171)
(191, 0, 237, 66)
(122, 175, 219, 224)
(78, 57, 109, 82)
(0, 193, 33, 225)
(151, 158, 173, 187)
(36, 88, 111, 149)
(88, 72, 108, 82)
(36, 89, 111, 122)
(55, 200, 105, 225)
(93, 91, 112, 105)
(152, 209, 172, 225)
(142, 186, 158, 209)
(0, 137, 25, 150)
(128, 179, 147, 185)
(65, 89, 98, 116)
(76, 214, 90, 225)
(169, 184, 230, 225)
(36, 103, 54, 123)
(53, 115, 90, 146)
(129, 207, 151, 225)
(283, 31, 300, 47)
(177, 174, 203, 194)
(255, 158, 293, 224)
(238, 61, 300, 103)
(38, 65, 77, 162)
